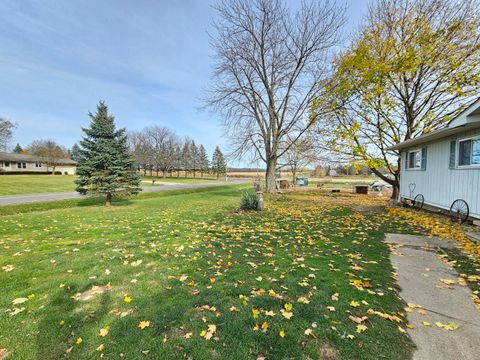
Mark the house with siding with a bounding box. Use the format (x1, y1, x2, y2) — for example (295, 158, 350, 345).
(0, 152, 76, 175)
(388, 98, 480, 221)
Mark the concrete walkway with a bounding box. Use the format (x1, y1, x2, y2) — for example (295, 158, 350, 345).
(0, 179, 250, 206)
(386, 234, 480, 360)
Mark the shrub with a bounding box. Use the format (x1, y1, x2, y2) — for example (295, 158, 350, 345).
(239, 190, 259, 211)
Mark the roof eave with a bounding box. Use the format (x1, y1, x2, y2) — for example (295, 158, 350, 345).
(387, 122, 480, 151)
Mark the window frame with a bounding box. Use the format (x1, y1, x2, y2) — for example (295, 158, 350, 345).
(406, 148, 423, 170)
(457, 135, 480, 168)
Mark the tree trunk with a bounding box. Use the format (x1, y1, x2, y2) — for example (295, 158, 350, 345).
(265, 157, 277, 193)
(163, 170, 166, 178)
(369, 164, 400, 200)
(105, 193, 112, 206)
(216, 172, 219, 180)
(392, 182, 400, 200)
(392, 164, 400, 200)
(291, 166, 297, 189)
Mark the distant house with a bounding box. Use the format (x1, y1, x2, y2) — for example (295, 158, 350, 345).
(0, 152, 76, 175)
(389, 98, 480, 220)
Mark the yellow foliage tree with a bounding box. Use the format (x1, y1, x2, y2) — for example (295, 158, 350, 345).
(313, 0, 480, 198)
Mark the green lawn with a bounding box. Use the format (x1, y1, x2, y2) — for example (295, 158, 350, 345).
(0, 175, 224, 196)
(0, 186, 419, 359)
(0, 175, 77, 195)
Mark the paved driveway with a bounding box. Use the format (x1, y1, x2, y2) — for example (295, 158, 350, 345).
(0, 179, 251, 206)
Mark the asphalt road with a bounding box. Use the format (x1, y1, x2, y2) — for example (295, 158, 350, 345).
(0, 179, 251, 206)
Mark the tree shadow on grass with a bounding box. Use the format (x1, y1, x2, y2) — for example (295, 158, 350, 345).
(76, 196, 134, 208)
(35, 283, 112, 359)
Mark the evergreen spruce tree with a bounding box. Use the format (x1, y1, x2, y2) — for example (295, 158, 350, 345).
(70, 143, 81, 161)
(211, 146, 227, 180)
(13, 143, 23, 153)
(75, 101, 141, 206)
(198, 145, 209, 177)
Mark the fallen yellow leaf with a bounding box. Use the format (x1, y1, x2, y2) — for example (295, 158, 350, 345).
(280, 309, 293, 319)
(435, 321, 459, 330)
(99, 327, 109, 337)
(265, 310, 276, 317)
(138, 321, 150, 329)
(356, 324, 368, 333)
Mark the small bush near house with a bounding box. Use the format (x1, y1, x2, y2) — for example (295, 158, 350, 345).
(239, 189, 258, 211)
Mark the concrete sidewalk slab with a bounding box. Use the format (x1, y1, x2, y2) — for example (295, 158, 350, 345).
(386, 233, 480, 360)
(385, 233, 456, 249)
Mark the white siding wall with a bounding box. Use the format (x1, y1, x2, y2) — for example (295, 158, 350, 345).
(400, 128, 480, 219)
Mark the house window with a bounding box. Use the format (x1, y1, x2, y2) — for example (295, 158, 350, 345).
(17, 162, 26, 169)
(4, 162, 10, 167)
(35, 163, 42, 167)
(458, 137, 480, 166)
(407, 150, 422, 169)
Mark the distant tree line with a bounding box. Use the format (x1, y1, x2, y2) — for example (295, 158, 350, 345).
(310, 164, 377, 178)
(127, 125, 227, 179)
(7, 125, 227, 180)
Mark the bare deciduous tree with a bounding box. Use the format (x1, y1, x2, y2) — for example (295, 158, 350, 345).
(280, 135, 317, 186)
(144, 126, 180, 178)
(0, 117, 16, 151)
(205, 0, 345, 192)
(128, 131, 152, 175)
(157, 131, 179, 178)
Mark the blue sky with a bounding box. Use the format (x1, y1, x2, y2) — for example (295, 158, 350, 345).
(0, 0, 368, 164)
